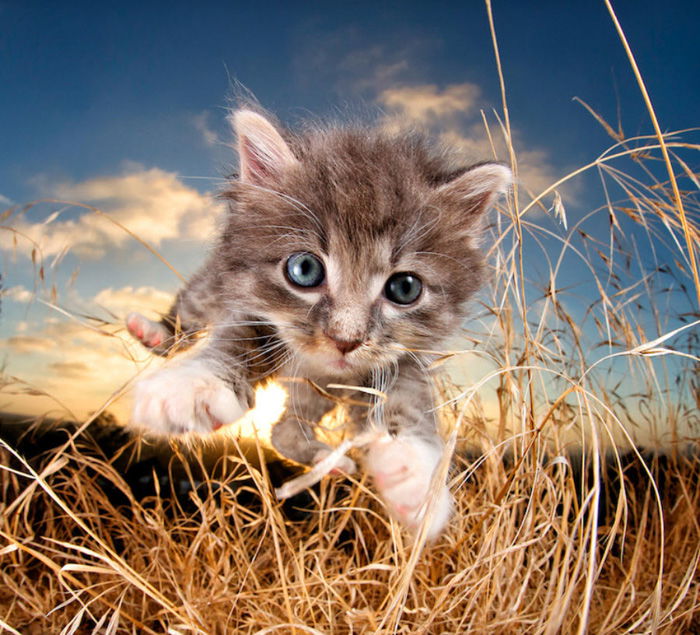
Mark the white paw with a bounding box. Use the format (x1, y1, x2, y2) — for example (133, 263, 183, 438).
(132, 358, 246, 436)
(127, 312, 170, 350)
(365, 435, 453, 540)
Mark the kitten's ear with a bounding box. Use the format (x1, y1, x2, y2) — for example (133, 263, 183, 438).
(436, 162, 512, 230)
(230, 110, 299, 184)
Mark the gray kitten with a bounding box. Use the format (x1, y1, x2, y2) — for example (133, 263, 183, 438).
(127, 109, 511, 538)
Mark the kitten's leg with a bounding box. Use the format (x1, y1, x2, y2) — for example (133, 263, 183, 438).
(270, 416, 356, 474)
(131, 325, 253, 436)
(363, 370, 453, 539)
(132, 356, 247, 435)
(270, 380, 356, 472)
(126, 262, 222, 355)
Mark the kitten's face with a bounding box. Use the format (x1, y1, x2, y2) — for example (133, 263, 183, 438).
(261, 233, 463, 378)
(220, 111, 510, 379)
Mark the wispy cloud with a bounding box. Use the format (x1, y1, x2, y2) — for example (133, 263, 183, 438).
(292, 25, 437, 98)
(376, 82, 566, 202)
(193, 111, 222, 147)
(379, 83, 481, 124)
(48, 360, 92, 379)
(0, 193, 13, 207)
(2, 166, 223, 259)
(5, 335, 57, 353)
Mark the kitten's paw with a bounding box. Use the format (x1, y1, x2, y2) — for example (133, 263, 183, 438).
(126, 312, 170, 352)
(132, 359, 246, 436)
(365, 436, 453, 539)
(312, 448, 357, 476)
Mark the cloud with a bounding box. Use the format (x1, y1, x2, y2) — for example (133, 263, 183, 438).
(379, 83, 481, 124)
(3, 311, 163, 421)
(48, 361, 91, 379)
(0, 193, 12, 207)
(1, 283, 175, 420)
(292, 25, 437, 98)
(376, 83, 566, 203)
(3, 167, 224, 259)
(1, 285, 34, 303)
(93, 285, 174, 320)
(5, 335, 57, 353)
(193, 111, 222, 147)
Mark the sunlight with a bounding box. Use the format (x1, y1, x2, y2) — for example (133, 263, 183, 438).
(218, 380, 288, 445)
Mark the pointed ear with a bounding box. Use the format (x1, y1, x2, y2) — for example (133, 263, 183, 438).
(230, 110, 299, 185)
(435, 162, 512, 230)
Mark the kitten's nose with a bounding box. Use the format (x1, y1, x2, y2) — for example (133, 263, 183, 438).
(325, 334, 363, 355)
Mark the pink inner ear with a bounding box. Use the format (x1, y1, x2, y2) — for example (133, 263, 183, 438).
(241, 138, 275, 184)
(233, 110, 299, 185)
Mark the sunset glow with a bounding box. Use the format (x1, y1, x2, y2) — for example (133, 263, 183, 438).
(218, 381, 288, 445)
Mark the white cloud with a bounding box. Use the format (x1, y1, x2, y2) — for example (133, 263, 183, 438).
(2, 167, 224, 259)
(2, 285, 34, 303)
(93, 285, 174, 320)
(0, 193, 13, 207)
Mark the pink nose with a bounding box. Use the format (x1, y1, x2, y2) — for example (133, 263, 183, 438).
(326, 335, 363, 355)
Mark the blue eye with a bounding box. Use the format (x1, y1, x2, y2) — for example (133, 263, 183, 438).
(385, 272, 422, 305)
(286, 252, 325, 288)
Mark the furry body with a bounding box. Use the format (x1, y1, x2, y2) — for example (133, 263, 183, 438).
(129, 109, 510, 537)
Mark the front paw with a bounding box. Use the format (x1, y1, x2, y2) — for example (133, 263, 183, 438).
(365, 435, 453, 539)
(126, 312, 171, 352)
(132, 358, 246, 436)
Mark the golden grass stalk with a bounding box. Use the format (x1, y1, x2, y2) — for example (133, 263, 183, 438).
(604, 0, 700, 307)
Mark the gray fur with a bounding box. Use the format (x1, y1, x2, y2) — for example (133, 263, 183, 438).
(129, 109, 510, 468)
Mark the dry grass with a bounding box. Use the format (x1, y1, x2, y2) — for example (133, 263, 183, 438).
(0, 421, 699, 633)
(2, 4, 700, 633)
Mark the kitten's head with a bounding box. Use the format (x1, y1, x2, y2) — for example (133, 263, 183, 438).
(219, 109, 511, 378)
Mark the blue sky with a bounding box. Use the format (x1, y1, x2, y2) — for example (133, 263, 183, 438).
(1, 1, 698, 431)
(3, 0, 698, 199)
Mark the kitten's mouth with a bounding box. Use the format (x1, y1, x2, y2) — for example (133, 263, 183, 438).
(317, 348, 363, 374)
(291, 334, 384, 375)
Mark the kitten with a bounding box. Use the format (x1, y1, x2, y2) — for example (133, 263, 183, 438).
(127, 108, 511, 538)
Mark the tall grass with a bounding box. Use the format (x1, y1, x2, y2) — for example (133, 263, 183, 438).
(1, 5, 699, 633)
